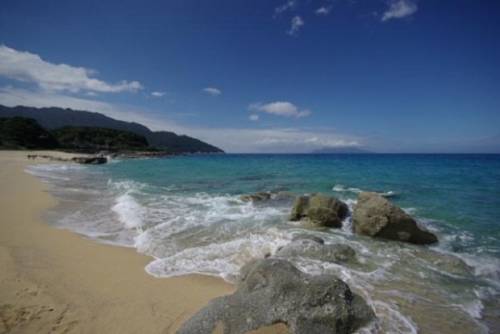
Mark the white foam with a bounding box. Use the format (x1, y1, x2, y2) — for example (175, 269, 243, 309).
(109, 179, 148, 193)
(381, 190, 398, 198)
(403, 207, 417, 214)
(458, 299, 484, 319)
(112, 193, 145, 230)
(371, 300, 419, 334)
(457, 254, 500, 286)
(27, 163, 84, 172)
(432, 231, 500, 285)
(145, 231, 291, 281)
(332, 184, 363, 193)
(332, 184, 399, 198)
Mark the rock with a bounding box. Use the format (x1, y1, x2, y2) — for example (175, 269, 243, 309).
(272, 191, 296, 201)
(241, 191, 296, 204)
(177, 259, 374, 334)
(71, 156, 107, 165)
(290, 194, 349, 228)
(290, 196, 310, 221)
(26, 154, 71, 162)
(352, 192, 438, 245)
(276, 239, 357, 264)
(240, 192, 272, 202)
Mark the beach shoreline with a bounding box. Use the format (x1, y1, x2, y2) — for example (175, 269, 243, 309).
(2, 150, 498, 334)
(0, 151, 235, 333)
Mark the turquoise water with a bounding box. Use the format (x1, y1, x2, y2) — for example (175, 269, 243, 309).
(28, 154, 500, 333)
(106, 154, 500, 253)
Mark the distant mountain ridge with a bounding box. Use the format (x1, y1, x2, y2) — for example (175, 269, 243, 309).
(0, 105, 223, 154)
(312, 147, 372, 154)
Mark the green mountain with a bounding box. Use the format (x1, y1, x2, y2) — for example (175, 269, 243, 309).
(0, 105, 223, 154)
(0, 117, 58, 149)
(0, 117, 153, 152)
(52, 126, 150, 152)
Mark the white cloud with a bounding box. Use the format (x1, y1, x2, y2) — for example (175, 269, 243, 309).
(0, 45, 143, 93)
(288, 16, 304, 35)
(381, 0, 418, 22)
(210, 128, 361, 153)
(249, 101, 311, 118)
(275, 0, 297, 16)
(249, 114, 259, 121)
(151, 91, 166, 97)
(315, 6, 332, 16)
(202, 87, 222, 96)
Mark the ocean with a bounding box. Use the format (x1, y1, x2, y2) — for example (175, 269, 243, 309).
(27, 154, 500, 333)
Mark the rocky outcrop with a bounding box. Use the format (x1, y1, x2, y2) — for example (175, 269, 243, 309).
(352, 192, 438, 245)
(276, 238, 357, 264)
(290, 194, 349, 228)
(26, 154, 69, 162)
(26, 154, 107, 165)
(177, 259, 374, 334)
(71, 156, 107, 165)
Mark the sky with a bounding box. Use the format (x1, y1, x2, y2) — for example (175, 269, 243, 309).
(0, 0, 499, 153)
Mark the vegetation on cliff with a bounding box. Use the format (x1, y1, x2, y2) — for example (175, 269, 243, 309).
(0, 117, 149, 152)
(0, 105, 224, 153)
(52, 126, 149, 152)
(0, 117, 58, 149)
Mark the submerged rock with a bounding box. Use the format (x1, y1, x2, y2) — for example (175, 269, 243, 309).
(291, 233, 325, 245)
(414, 249, 474, 276)
(177, 259, 374, 334)
(276, 239, 357, 264)
(272, 191, 296, 201)
(241, 191, 296, 203)
(240, 192, 272, 202)
(353, 192, 438, 245)
(290, 194, 349, 228)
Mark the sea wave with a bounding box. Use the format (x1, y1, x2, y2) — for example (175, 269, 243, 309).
(332, 184, 398, 198)
(26, 162, 500, 334)
(112, 193, 146, 230)
(25, 163, 84, 181)
(145, 230, 291, 281)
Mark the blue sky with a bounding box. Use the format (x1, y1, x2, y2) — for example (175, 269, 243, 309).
(1, 0, 499, 152)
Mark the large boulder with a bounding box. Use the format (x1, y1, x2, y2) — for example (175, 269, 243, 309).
(177, 259, 374, 334)
(276, 239, 357, 264)
(352, 192, 438, 245)
(290, 194, 349, 228)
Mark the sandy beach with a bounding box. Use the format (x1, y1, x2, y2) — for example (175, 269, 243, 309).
(0, 151, 236, 333)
